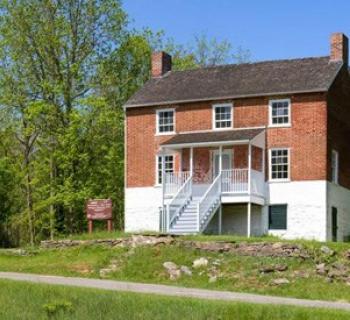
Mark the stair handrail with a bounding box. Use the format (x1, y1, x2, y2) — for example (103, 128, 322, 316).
(164, 171, 190, 196)
(197, 172, 222, 232)
(167, 174, 193, 229)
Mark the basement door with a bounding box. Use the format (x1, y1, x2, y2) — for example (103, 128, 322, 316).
(332, 207, 338, 242)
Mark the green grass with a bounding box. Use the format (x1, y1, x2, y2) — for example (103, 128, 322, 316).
(1, 233, 350, 303)
(0, 279, 349, 320)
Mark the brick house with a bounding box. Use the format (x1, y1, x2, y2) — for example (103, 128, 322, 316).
(123, 33, 350, 241)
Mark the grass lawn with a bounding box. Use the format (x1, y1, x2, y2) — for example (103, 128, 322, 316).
(1, 235, 350, 303)
(0, 279, 349, 320)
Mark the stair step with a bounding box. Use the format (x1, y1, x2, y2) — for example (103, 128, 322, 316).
(178, 216, 197, 219)
(171, 226, 198, 230)
(176, 221, 197, 227)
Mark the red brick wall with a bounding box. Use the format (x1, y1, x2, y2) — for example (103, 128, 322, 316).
(234, 98, 268, 127)
(126, 93, 328, 187)
(327, 66, 350, 188)
(126, 107, 180, 187)
(267, 93, 328, 181)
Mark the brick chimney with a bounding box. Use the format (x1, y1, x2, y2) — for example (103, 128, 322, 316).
(151, 51, 172, 77)
(330, 32, 348, 65)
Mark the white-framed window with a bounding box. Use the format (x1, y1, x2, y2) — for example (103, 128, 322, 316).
(212, 103, 233, 129)
(156, 155, 174, 185)
(269, 99, 291, 127)
(269, 148, 290, 181)
(331, 150, 339, 184)
(156, 109, 175, 134)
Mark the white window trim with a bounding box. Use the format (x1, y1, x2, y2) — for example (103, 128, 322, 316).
(156, 108, 175, 135)
(331, 150, 339, 184)
(268, 98, 291, 128)
(269, 148, 291, 182)
(155, 154, 174, 186)
(212, 103, 233, 130)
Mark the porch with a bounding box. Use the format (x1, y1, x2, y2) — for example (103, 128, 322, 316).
(159, 128, 266, 236)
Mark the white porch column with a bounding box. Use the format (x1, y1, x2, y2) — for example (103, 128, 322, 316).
(218, 205, 222, 235)
(219, 145, 223, 174)
(248, 143, 252, 194)
(190, 147, 193, 176)
(247, 143, 252, 238)
(262, 146, 266, 181)
(247, 202, 251, 237)
(161, 153, 168, 232)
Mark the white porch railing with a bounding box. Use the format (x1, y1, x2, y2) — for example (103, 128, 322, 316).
(167, 174, 193, 229)
(164, 171, 190, 196)
(197, 172, 222, 232)
(221, 169, 248, 193)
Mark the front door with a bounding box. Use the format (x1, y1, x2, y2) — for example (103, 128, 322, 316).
(332, 207, 338, 242)
(213, 150, 232, 178)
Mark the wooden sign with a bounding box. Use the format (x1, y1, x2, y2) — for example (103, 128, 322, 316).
(86, 199, 113, 233)
(86, 199, 112, 220)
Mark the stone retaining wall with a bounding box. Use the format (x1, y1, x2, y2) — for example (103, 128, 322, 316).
(41, 235, 310, 258)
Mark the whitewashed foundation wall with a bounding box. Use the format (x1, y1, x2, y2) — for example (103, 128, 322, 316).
(267, 181, 328, 241)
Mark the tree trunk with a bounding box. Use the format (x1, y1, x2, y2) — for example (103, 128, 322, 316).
(49, 154, 55, 240)
(25, 160, 34, 246)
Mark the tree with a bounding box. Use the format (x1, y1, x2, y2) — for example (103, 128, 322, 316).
(0, 2, 252, 245)
(164, 33, 251, 70)
(0, 0, 128, 242)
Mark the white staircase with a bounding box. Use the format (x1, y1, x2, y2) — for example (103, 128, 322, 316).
(169, 197, 200, 234)
(166, 173, 222, 235)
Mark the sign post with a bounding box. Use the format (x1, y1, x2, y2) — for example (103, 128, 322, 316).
(86, 199, 113, 233)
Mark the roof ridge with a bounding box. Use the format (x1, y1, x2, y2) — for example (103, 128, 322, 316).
(170, 56, 331, 74)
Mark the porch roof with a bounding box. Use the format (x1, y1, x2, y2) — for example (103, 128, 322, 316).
(161, 128, 265, 148)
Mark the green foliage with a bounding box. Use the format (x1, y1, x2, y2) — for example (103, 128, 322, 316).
(163, 32, 251, 70)
(0, 1, 250, 245)
(43, 301, 74, 319)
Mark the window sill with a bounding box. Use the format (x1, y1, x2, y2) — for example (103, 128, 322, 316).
(268, 124, 291, 128)
(212, 127, 233, 131)
(268, 229, 287, 231)
(155, 132, 176, 136)
(268, 179, 291, 183)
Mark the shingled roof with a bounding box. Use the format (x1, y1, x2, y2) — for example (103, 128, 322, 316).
(161, 128, 264, 148)
(125, 56, 343, 108)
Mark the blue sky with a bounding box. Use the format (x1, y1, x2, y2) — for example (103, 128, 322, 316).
(123, 0, 350, 62)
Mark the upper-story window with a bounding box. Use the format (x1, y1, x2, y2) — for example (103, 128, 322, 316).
(269, 99, 291, 127)
(156, 109, 175, 134)
(213, 103, 233, 129)
(331, 150, 339, 184)
(269, 148, 290, 181)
